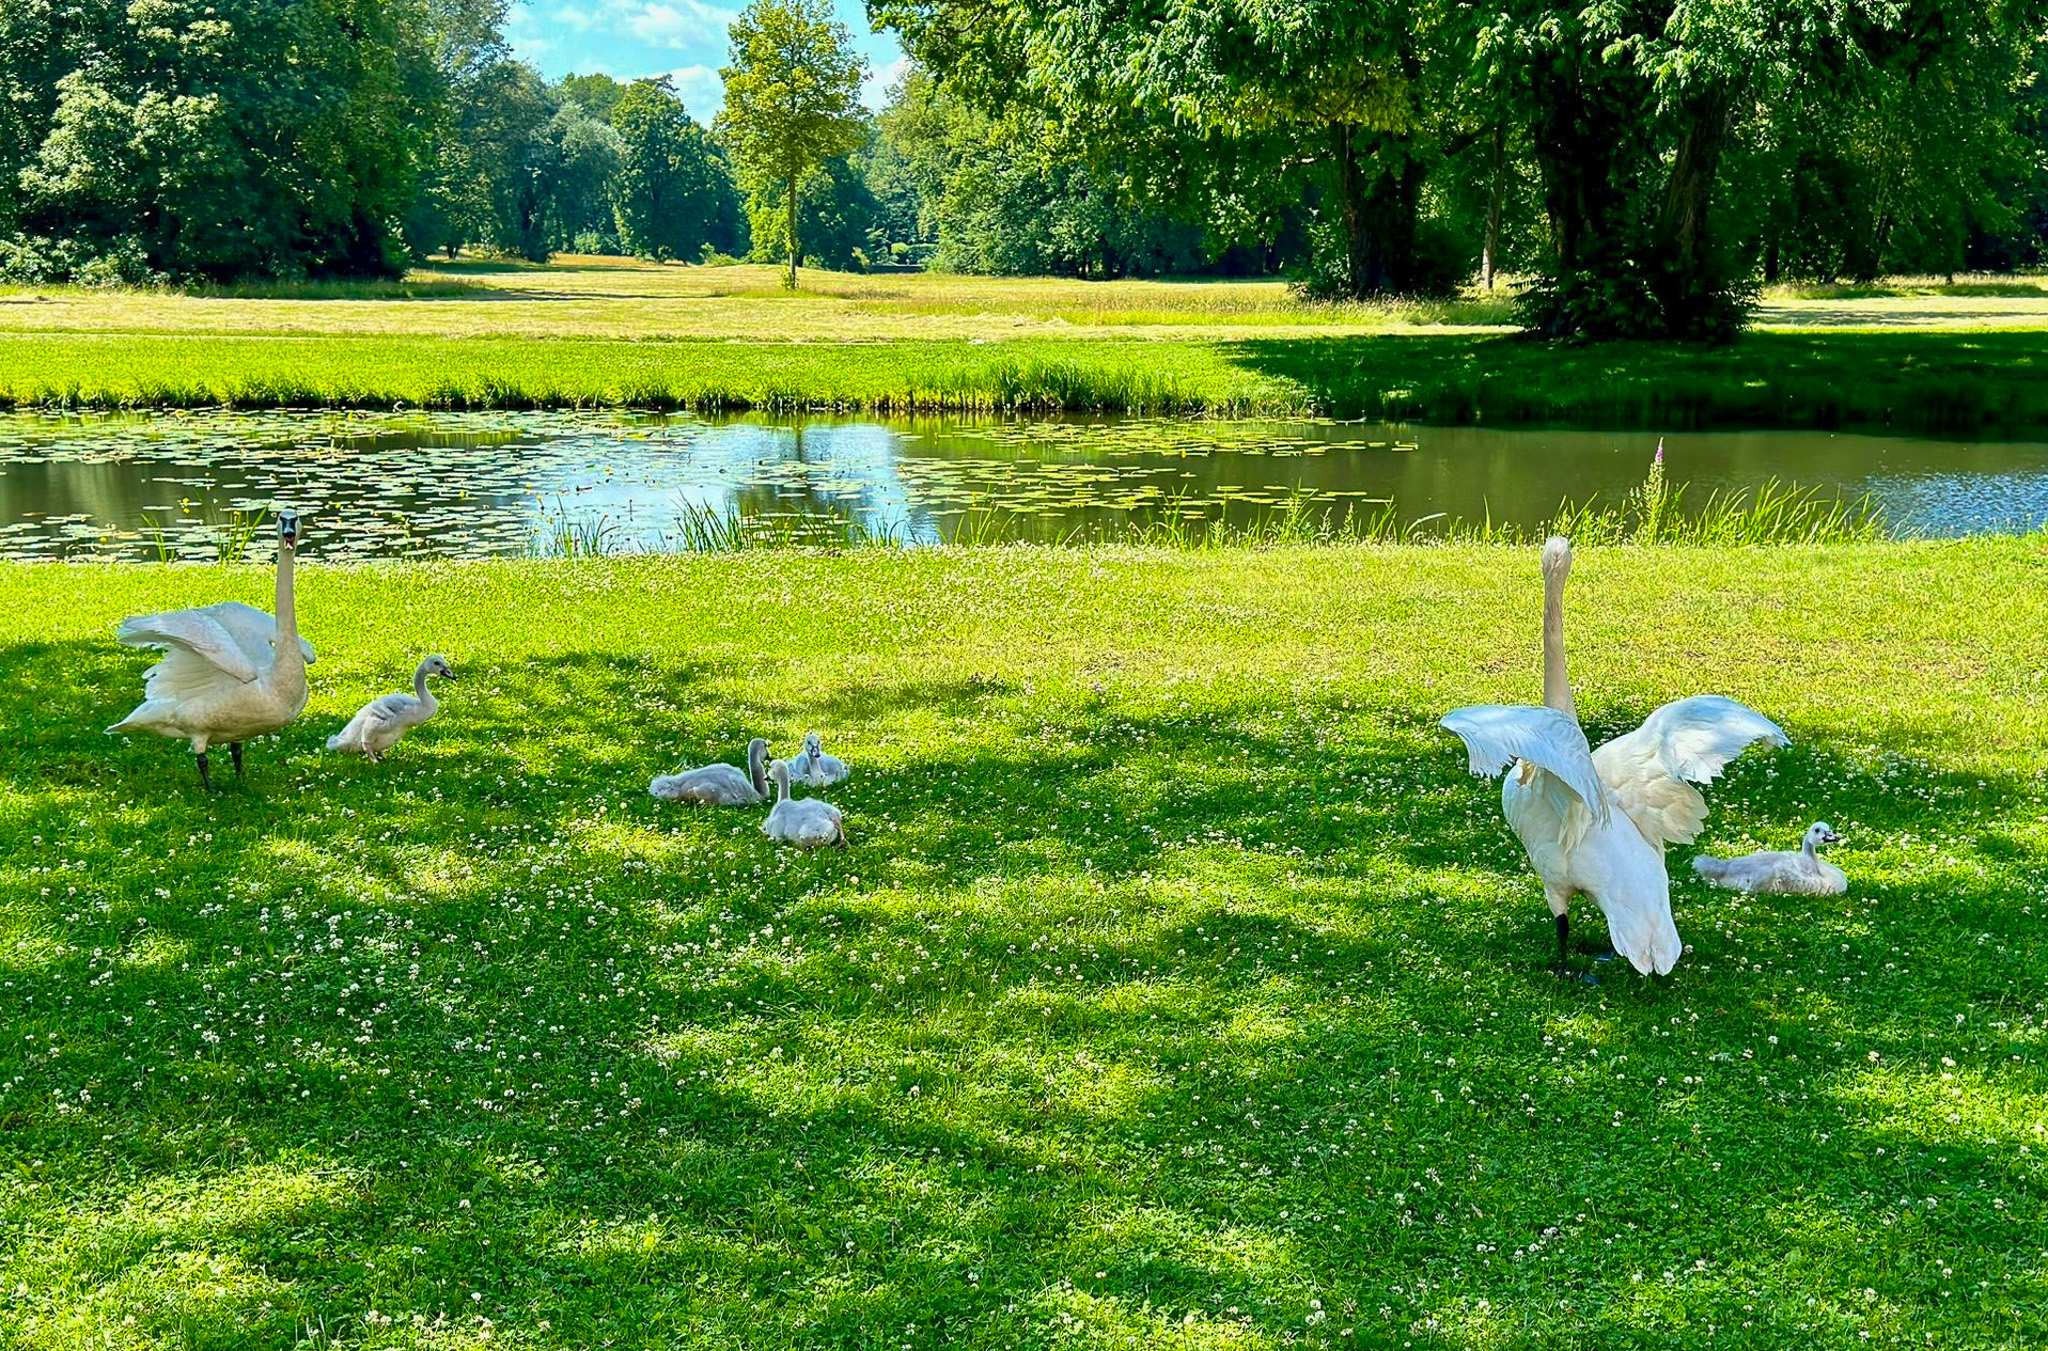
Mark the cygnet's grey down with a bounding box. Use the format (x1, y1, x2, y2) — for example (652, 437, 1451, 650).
(651, 737, 770, 805)
(1694, 822, 1846, 895)
(762, 758, 846, 848)
(329, 655, 455, 761)
(791, 731, 849, 787)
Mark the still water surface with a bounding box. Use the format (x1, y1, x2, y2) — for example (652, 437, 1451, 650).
(1, 410, 2043, 560)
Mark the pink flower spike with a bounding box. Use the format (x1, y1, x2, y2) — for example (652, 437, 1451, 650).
(1654, 438, 1665, 463)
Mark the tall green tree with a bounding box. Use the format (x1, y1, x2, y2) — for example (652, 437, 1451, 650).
(610, 77, 745, 261)
(2, 0, 507, 282)
(557, 72, 631, 122)
(716, 0, 867, 287)
(743, 148, 883, 270)
(875, 67, 1228, 278)
(1482, 0, 2048, 337)
(8, 0, 424, 281)
(875, 0, 1475, 297)
(547, 102, 625, 253)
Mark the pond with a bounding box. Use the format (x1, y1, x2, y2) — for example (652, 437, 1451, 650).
(1, 410, 2044, 560)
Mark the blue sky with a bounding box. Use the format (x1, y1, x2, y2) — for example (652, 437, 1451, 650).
(505, 0, 908, 123)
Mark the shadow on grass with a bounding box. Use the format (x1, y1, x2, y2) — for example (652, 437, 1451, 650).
(1218, 330, 2048, 437)
(4, 646, 2046, 1346)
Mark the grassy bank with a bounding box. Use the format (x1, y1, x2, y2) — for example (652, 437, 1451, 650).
(3, 257, 2046, 431)
(3, 541, 2046, 1349)
(6, 328, 2048, 434)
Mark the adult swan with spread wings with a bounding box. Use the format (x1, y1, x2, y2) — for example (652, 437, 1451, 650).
(109, 513, 314, 790)
(1439, 536, 1787, 980)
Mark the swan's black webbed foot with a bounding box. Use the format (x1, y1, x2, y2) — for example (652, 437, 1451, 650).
(1550, 914, 1598, 982)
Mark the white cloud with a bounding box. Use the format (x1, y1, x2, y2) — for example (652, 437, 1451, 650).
(861, 53, 908, 111)
(620, 0, 736, 49)
(507, 0, 903, 106)
(665, 64, 725, 121)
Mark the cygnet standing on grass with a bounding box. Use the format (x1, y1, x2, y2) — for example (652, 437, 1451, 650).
(328, 655, 456, 760)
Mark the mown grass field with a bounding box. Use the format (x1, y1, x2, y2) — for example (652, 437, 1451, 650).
(3, 540, 2046, 1349)
(6, 259, 2047, 341)
(3, 258, 2047, 431)
(0, 259, 1520, 341)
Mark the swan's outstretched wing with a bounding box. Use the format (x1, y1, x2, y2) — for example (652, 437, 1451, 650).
(198, 601, 317, 666)
(1440, 704, 1611, 861)
(1592, 696, 1788, 847)
(118, 601, 315, 688)
(118, 608, 263, 688)
(1442, 706, 1608, 811)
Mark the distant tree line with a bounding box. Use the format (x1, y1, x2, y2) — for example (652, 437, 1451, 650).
(876, 0, 2048, 337)
(3, 0, 2045, 339)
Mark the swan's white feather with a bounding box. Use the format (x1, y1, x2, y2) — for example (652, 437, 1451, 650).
(1441, 705, 1610, 827)
(1593, 696, 1788, 847)
(107, 542, 312, 758)
(117, 601, 317, 706)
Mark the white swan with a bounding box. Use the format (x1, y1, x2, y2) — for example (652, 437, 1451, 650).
(328, 655, 456, 760)
(1440, 536, 1788, 979)
(651, 737, 769, 805)
(791, 731, 848, 787)
(1694, 822, 1846, 896)
(762, 758, 846, 848)
(108, 512, 315, 789)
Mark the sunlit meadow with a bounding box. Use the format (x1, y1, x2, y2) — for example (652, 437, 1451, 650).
(2, 540, 2045, 1349)
(4, 259, 2047, 434)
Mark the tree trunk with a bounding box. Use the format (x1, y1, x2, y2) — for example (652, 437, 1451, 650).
(1526, 53, 1651, 336)
(1366, 155, 1426, 292)
(1334, 123, 1369, 298)
(1652, 82, 1735, 332)
(1331, 123, 1430, 297)
(1482, 117, 1506, 291)
(786, 172, 799, 289)
(1657, 83, 1732, 279)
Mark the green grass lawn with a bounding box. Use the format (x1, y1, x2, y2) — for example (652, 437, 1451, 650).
(5, 328, 2047, 436)
(3, 258, 2047, 432)
(3, 540, 2046, 1349)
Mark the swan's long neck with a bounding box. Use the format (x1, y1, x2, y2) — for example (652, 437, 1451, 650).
(1802, 837, 1819, 860)
(273, 538, 304, 683)
(774, 766, 790, 804)
(413, 662, 437, 713)
(748, 742, 767, 795)
(1541, 554, 1575, 720)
